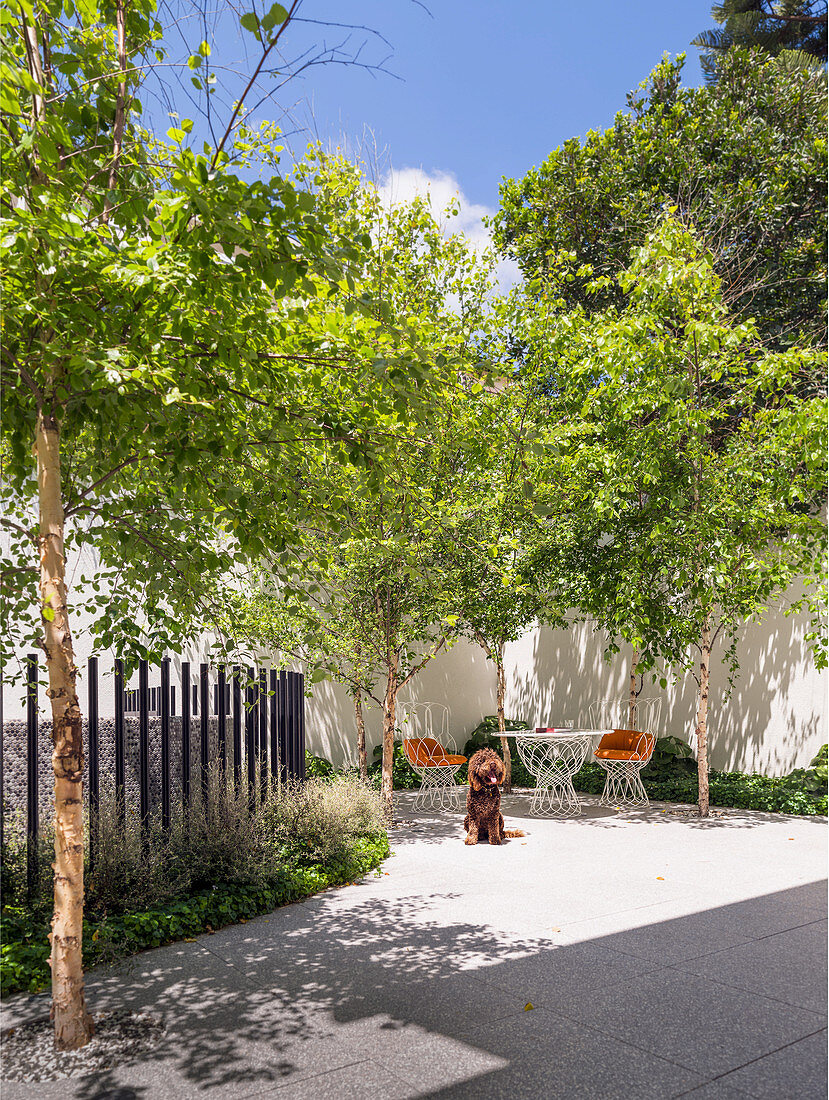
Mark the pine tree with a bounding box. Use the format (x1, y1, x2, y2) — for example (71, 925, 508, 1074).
(693, 1, 827, 81)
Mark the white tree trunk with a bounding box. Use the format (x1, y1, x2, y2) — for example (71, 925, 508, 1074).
(36, 410, 94, 1050)
(380, 655, 399, 821)
(629, 647, 639, 728)
(695, 617, 713, 819)
(495, 645, 512, 791)
(354, 690, 367, 781)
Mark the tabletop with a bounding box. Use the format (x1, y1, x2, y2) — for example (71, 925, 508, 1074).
(505, 728, 612, 739)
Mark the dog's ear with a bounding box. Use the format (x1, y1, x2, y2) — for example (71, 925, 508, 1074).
(469, 768, 481, 791)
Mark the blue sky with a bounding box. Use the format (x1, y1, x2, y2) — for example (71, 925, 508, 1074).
(272, 0, 708, 208)
(156, 1, 709, 256)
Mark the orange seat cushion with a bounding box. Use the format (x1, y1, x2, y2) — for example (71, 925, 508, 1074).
(404, 738, 466, 767)
(594, 728, 654, 761)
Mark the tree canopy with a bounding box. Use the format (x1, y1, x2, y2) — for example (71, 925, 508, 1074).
(693, 1, 828, 81)
(514, 216, 827, 814)
(494, 50, 827, 353)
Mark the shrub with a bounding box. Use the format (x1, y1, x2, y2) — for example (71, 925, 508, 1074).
(305, 750, 335, 779)
(1, 773, 389, 996)
(264, 775, 386, 864)
(463, 717, 534, 787)
(367, 740, 420, 789)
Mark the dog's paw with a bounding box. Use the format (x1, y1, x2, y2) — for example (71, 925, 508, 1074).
(464, 834, 477, 845)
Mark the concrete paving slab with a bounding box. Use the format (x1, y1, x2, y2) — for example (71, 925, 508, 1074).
(415, 1005, 705, 1100)
(717, 1028, 828, 1100)
(673, 1082, 752, 1100)
(553, 967, 826, 1078)
(2, 798, 826, 1099)
(316, 1014, 513, 1095)
(468, 937, 662, 1005)
(261, 1058, 418, 1099)
(553, 880, 827, 958)
(672, 919, 828, 1013)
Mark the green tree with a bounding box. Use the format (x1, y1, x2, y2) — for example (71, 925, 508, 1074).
(693, 1, 827, 81)
(519, 218, 827, 817)
(0, 0, 419, 1048)
(444, 383, 567, 789)
(494, 50, 827, 352)
(225, 156, 499, 818)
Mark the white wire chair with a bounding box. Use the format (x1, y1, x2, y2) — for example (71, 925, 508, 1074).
(593, 728, 656, 808)
(397, 702, 466, 810)
(589, 697, 663, 733)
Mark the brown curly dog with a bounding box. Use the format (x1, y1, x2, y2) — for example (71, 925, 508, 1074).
(464, 748, 525, 845)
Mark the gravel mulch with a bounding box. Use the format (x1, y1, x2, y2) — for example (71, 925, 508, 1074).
(1, 1009, 164, 1083)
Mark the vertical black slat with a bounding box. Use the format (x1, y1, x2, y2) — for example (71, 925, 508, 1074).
(87, 657, 99, 873)
(138, 659, 150, 833)
(217, 665, 227, 778)
(160, 657, 171, 831)
(285, 671, 296, 781)
(277, 671, 288, 785)
(297, 670, 306, 780)
(232, 666, 242, 788)
(245, 667, 256, 806)
(26, 653, 38, 898)
(258, 669, 268, 801)
(292, 672, 303, 781)
(269, 669, 278, 788)
(199, 663, 209, 803)
(114, 658, 126, 823)
(181, 661, 191, 813)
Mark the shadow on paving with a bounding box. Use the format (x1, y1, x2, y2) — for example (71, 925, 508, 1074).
(497, 795, 825, 831)
(391, 792, 824, 838)
(3, 877, 820, 1100)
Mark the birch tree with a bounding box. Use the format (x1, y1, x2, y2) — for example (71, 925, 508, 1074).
(517, 218, 827, 816)
(227, 156, 498, 816)
(0, 0, 413, 1049)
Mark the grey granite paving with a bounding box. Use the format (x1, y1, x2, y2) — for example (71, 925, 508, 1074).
(1, 794, 826, 1099)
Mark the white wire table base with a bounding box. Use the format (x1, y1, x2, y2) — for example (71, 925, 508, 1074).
(412, 765, 465, 810)
(516, 735, 592, 818)
(597, 759, 650, 808)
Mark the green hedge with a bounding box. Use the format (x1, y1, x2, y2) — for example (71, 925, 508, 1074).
(573, 760, 827, 816)
(1, 834, 389, 998)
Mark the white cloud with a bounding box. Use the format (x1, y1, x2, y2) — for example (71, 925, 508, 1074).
(377, 167, 521, 291)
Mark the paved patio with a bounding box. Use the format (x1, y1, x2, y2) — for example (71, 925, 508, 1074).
(2, 792, 827, 1099)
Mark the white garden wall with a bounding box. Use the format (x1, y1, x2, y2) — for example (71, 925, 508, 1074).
(298, 595, 825, 776)
(3, 537, 825, 777)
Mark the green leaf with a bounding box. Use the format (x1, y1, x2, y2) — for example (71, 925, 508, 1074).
(261, 1, 288, 32)
(239, 11, 260, 33)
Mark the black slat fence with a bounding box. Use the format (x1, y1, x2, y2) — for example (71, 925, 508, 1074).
(9, 654, 305, 884)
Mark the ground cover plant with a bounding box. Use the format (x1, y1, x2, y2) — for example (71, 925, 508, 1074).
(1, 774, 388, 997)
(574, 742, 828, 816)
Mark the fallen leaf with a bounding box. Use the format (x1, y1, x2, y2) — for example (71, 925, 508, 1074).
(656, 876, 665, 881)
(788, 838, 795, 840)
(184, 937, 197, 942)
(551, 927, 560, 932)
(524, 1002, 534, 1011)
(239, 918, 248, 923)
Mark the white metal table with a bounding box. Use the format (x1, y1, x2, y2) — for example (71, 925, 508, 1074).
(510, 729, 612, 818)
